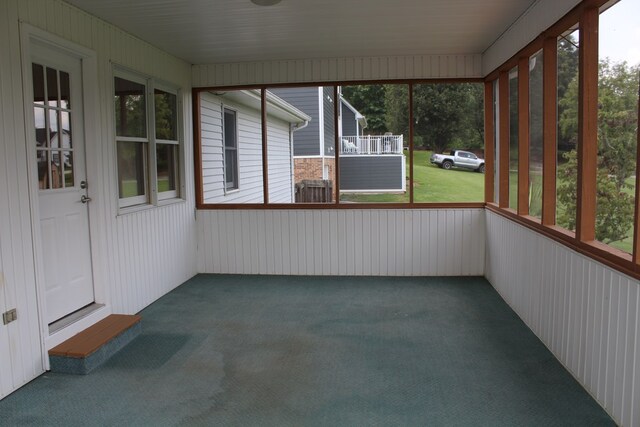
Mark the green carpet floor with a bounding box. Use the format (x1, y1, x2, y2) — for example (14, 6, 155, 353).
(0, 275, 614, 426)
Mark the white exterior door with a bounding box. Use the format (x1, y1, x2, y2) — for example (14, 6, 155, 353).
(31, 44, 95, 324)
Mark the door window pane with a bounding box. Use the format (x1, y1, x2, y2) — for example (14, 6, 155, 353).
(60, 111, 72, 148)
(46, 67, 58, 108)
(50, 150, 62, 189)
(60, 71, 70, 109)
(32, 63, 45, 105)
(117, 141, 146, 198)
(35, 107, 46, 148)
(114, 77, 147, 138)
(63, 151, 74, 188)
(37, 150, 48, 189)
(49, 110, 59, 148)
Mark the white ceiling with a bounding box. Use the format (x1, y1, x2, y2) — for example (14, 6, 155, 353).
(67, 0, 537, 65)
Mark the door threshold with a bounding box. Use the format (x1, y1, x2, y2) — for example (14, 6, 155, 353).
(49, 303, 105, 335)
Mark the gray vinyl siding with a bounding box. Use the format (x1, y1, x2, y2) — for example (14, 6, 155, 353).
(270, 87, 320, 156)
(340, 156, 404, 191)
(341, 104, 357, 137)
(323, 87, 335, 156)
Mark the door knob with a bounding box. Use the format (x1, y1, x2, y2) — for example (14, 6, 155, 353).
(80, 195, 92, 203)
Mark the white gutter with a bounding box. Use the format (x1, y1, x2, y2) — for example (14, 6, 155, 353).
(289, 120, 310, 201)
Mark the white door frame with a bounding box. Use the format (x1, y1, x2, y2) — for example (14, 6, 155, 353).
(20, 24, 111, 369)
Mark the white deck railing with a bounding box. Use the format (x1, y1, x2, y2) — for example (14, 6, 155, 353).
(340, 135, 404, 155)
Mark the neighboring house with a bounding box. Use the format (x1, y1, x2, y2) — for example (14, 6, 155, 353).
(338, 95, 406, 193)
(270, 87, 337, 189)
(271, 87, 406, 194)
(200, 90, 310, 203)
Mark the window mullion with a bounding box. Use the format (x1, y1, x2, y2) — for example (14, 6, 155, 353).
(498, 71, 510, 208)
(484, 81, 495, 203)
(333, 86, 340, 205)
(148, 80, 158, 205)
(542, 37, 558, 226)
(261, 88, 269, 204)
(633, 81, 640, 263)
(576, 7, 599, 242)
(518, 56, 530, 216)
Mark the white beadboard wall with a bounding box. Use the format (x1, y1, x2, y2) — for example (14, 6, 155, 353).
(197, 209, 485, 276)
(192, 54, 483, 87)
(485, 211, 640, 427)
(0, 0, 197, 399)
(482, 0, 581, 76)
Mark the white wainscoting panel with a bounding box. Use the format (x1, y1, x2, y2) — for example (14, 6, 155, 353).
(192, 54, 483, 87)
(485, 211, 640, 427)
(197, 209, 485, 276)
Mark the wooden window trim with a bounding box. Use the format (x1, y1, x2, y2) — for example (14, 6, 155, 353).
(333, 86, 340, 206)
(261, 89, 269, 203)
(517, 57, 530, 216)
(193, 88, 204, 207)
(485, 0, 640, 279)
(409, 83, 414, 204)
(192, 78, 484, 210)
(486, 204, 640, 280)
(542, 37, 558, 226)
(634, 80, 640, 264)
(484, 81, 495, 203)
(498, 72, 510, 208)
(575, 7, 598, 242)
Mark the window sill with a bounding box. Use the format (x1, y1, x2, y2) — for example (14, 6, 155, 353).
(117, 203, 154, 217)
(157, 197, 186, 208)
(118, 198, 187, 216)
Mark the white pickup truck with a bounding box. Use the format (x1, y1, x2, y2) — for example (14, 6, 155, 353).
(430, 150, 485, 173)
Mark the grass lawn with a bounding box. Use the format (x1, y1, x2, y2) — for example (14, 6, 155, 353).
(121, 178, 171, 198)
(340, 151, 484, 203)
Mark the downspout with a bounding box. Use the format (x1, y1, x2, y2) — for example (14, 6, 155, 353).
(290, 120, 310, 201)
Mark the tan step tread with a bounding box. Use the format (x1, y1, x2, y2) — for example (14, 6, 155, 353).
(49, 314, 141, 358)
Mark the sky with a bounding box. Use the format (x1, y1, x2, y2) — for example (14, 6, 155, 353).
(599, 0, 640, 66)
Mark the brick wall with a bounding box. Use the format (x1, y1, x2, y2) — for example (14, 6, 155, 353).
(294, 157, 337, 200)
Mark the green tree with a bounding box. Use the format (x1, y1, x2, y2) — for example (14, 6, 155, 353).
(341, 85, 388, 134)
(388, 83, 483, 153)
(384, 84, 409, 139)
(556, 59, 639, 244)
(557, 150, 634, 244)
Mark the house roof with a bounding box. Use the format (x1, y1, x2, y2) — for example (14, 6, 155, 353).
(214, 89, 311, 124)
(340, 97, 367, 130)
(65, 0, 537, 65)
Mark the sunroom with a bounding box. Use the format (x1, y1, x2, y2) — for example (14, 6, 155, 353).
(0, 0, 638, 425)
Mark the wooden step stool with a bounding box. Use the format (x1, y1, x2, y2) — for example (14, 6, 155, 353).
(49, 314, 142, 374)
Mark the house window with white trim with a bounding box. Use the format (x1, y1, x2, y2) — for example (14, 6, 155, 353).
(223, 108, 239, 191)
(114, 69, 182, 208)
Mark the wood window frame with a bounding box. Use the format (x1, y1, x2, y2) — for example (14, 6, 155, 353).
(517, 56, 530, 216)
(191, 79, 485, 210)
(484, 81, 495, 203)
(542, 36, 558, 226)
(485, 0, 640, 280)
